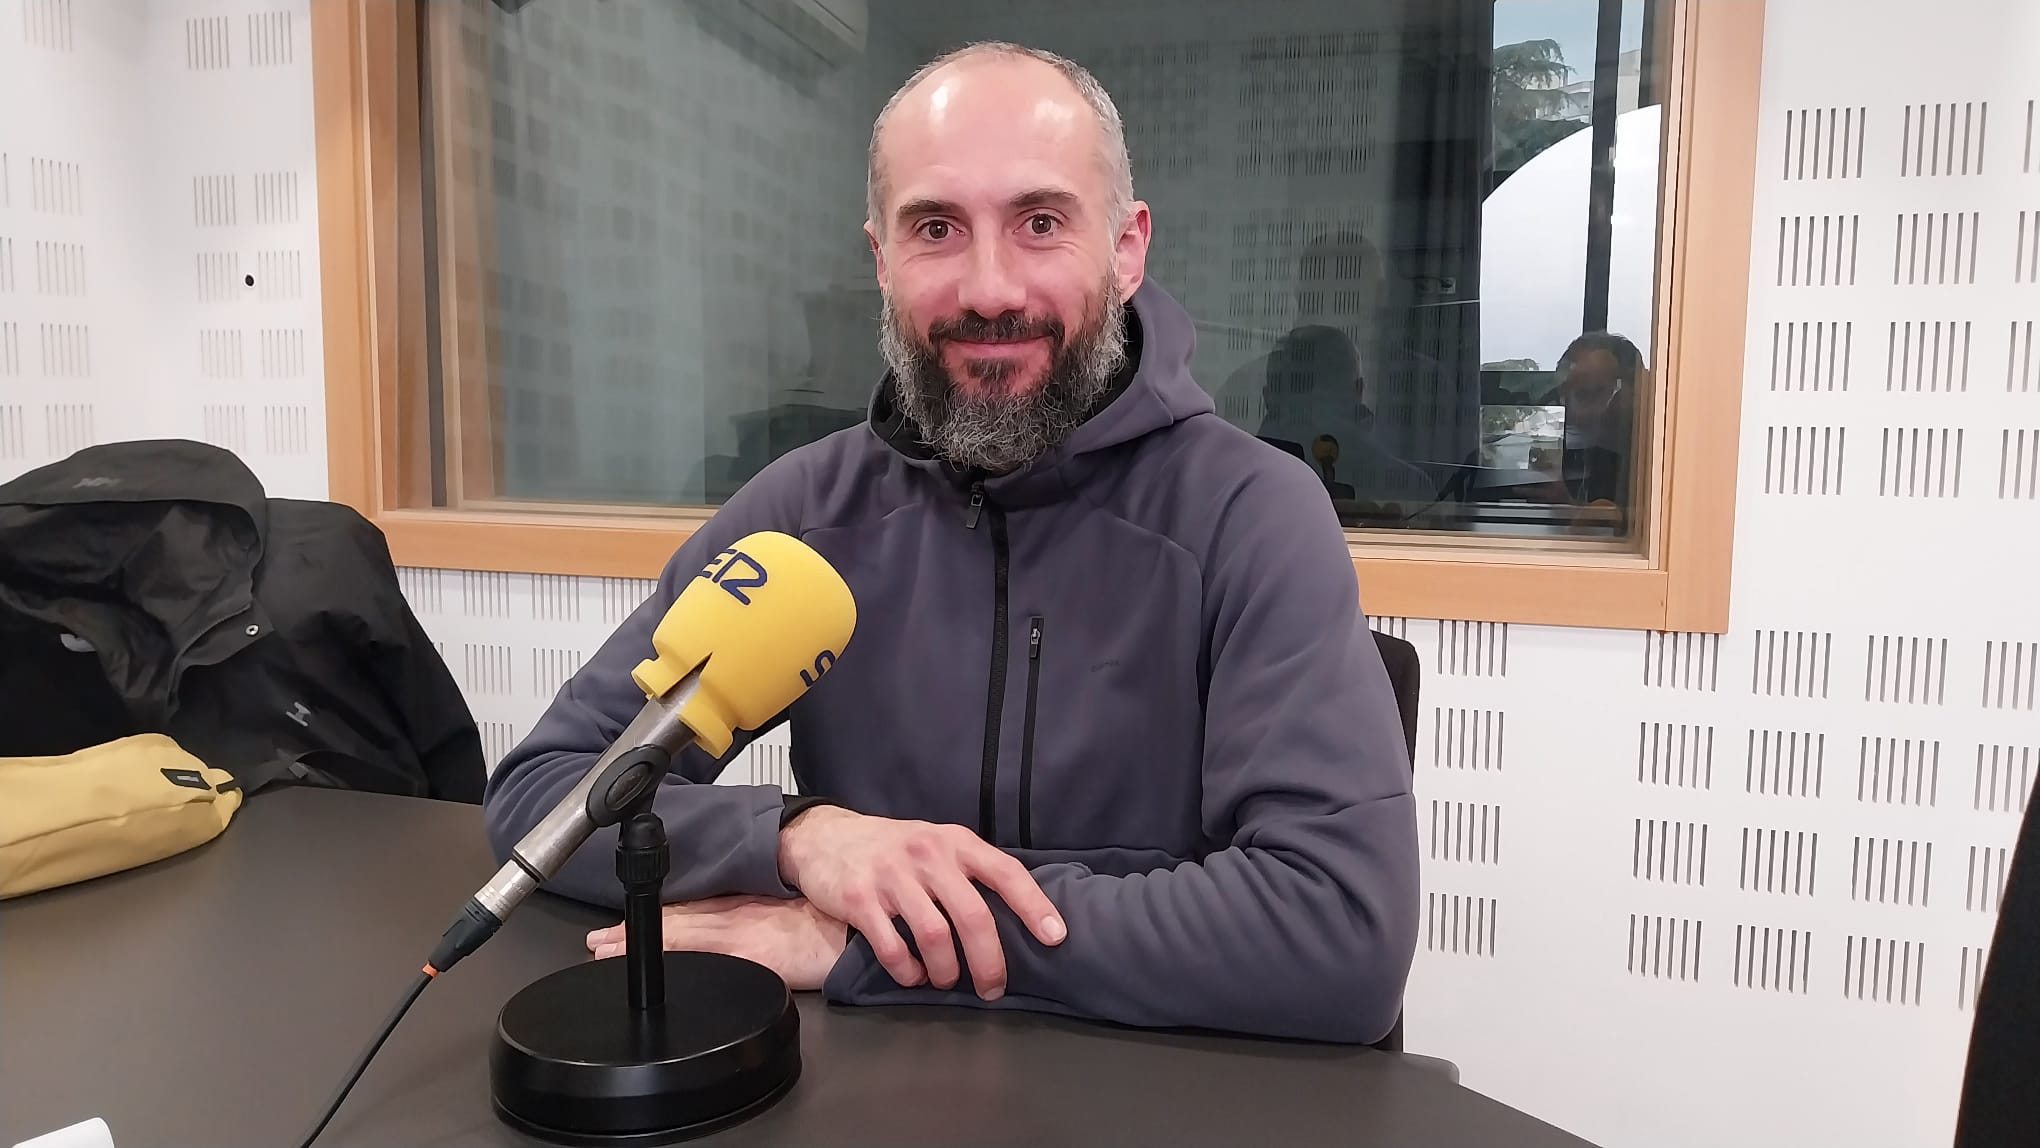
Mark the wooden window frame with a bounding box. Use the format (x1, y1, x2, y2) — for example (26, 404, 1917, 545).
(314, 0, 1764, 632)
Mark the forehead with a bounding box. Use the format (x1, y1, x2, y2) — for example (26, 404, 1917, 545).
(877, 57, 1106, 210)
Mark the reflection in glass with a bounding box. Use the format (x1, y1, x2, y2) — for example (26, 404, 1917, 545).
(426, 0, 1667, 545)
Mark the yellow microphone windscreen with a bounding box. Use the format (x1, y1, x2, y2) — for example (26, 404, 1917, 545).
(630, 531, 856, 757)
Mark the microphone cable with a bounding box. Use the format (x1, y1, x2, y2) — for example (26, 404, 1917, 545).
(295, 903, 500, 1146)
(293, 967, 435, 1148)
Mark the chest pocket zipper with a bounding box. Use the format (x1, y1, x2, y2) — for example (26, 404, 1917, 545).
(1018, 616, 1043, 849)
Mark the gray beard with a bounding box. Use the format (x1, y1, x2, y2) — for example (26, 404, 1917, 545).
(880, 280, 1128, 474)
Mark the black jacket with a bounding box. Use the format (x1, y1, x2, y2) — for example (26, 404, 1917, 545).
(0, 440, 483, 802)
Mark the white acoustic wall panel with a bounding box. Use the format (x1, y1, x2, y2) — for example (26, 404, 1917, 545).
(142, 0, 325, 497)
(0, 0, 322, 496)
(0, 0, 146, 473)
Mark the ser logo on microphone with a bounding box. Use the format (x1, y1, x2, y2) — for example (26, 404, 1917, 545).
(799, 650, 837, 689)
(697, 548, 768, 604)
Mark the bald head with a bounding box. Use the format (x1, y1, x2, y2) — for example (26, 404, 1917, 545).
(865, 42, 1133, 237)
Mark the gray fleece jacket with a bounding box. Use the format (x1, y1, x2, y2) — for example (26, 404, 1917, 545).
(484, 280, 1420, 1043)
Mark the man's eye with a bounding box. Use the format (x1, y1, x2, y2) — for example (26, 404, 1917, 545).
(1028, 215, 1057, 236)
(920, 220, 952, 241)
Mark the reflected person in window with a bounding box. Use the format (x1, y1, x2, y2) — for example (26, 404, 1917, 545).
(1552, 331, 1643, 510)
(485, 42, 1419, 1043)
(1255, 325, 1435, 524)
(1217, 232, 1442, 517)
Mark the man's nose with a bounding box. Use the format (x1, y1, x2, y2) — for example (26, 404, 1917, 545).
(954, 238, 1027, 319)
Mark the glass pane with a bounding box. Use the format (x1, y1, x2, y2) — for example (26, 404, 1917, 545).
(422, 0, 1669, 545)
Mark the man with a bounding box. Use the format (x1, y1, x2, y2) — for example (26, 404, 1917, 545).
(1254, 324, 1435, 518)
(486, 42, 1419, 1044)
(1551, 331, 1642, 508)
(1215, 232, 1440, 514)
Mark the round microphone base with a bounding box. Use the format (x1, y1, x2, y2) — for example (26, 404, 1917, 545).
(490, 951, 800, 1145)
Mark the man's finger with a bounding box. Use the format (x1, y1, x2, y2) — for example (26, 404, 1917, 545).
(929, 870, 1007, 1001)
(590, 900, 712, 951)
(963, 846, 1067, 947)
(592, 942, 622, 960)
(853, 898, 926, 988)
(677, 894, 766, 914)
(891, 884, 960, 989)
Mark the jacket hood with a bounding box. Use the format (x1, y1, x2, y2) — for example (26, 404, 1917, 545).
(1063, 278, 1216, 454)
(0, 440, 271, 715)
(0, 438, 269, 520)
(869, 279, 1215, 502)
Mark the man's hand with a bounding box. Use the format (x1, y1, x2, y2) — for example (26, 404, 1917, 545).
(586, 896, 848, 991)
(777, 806, 1066, 1000)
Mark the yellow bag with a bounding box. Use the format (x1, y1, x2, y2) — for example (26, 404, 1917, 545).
(0, 733, 243, 899)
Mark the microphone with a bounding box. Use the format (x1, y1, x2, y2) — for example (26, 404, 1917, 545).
(293, 531, 855, 1148)
(424, 530, 857, 977)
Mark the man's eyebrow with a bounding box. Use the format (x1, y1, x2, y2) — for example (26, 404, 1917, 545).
(892, 188, 1083, 228)
(1010, 187, 1080, 212)
(894, 197, 957, 225)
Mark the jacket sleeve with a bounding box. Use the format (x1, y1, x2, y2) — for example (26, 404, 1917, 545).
(483, 458, 809, 909)
(823, 461, 1421, 1043)
(347, 513, 487, 804)
(380, 602, 488, 804)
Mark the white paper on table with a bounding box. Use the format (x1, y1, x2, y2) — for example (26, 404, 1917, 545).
(10, 1118, 115, 1148)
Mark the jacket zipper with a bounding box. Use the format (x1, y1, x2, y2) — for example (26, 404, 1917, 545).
(968, 481, 1009, 842)
(1018, 616, 1043, 849)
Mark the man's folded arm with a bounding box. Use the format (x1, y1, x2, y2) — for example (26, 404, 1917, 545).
(482, 461, 811, 910)
(824, 463, 1421, 1042)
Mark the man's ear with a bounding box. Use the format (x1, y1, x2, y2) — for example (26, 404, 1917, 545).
(865, 222, 888, 292)
(1113, 202, 1153, 302)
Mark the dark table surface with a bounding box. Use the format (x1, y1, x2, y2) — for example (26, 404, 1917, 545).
(0, 788, 1594, 1147)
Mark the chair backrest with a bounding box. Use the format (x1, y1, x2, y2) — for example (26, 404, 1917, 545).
(1372, 631, 1421, 764)
(1954, 784, 2040, 1144)
(1367, 629, 1420, 1053)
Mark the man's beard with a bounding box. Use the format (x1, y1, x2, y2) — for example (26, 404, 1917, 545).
(880, 273, 1128, 474)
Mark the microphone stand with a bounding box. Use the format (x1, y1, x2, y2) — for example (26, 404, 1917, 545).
(616, 806, 669, 1015)
(490, 744, 803, 1145)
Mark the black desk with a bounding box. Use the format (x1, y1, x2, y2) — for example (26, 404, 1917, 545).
(0, 789, 1593, 1147)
